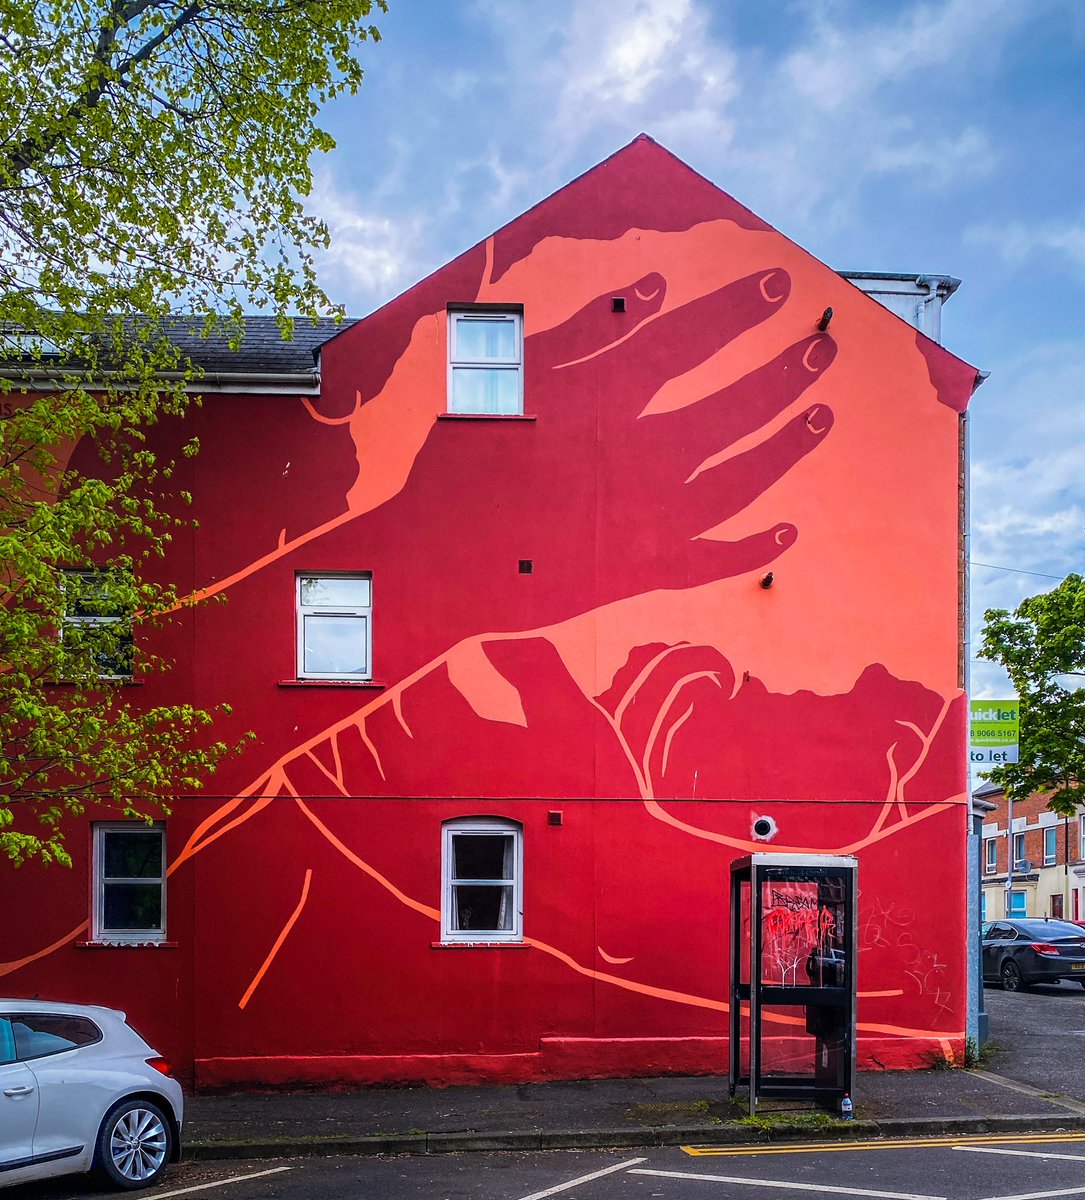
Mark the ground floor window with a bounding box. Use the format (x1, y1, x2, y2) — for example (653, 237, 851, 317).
(93, 823, 166, 942)
(441, 818, 522, 942)
(1008, 888, 1027, 918)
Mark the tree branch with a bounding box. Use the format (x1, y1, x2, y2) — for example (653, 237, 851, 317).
(4, 1, 204, 178)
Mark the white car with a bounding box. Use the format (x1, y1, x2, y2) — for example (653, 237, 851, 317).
(0, 999, 183, 1191)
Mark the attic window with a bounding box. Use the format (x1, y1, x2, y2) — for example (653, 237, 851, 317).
(448, 310, 523, 415)
(1, 330, 63, 359)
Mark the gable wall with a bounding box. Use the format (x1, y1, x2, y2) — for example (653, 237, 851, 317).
(1, 138, 977, 1084)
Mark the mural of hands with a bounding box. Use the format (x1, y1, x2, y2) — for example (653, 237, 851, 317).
(186, 134, 967, 703)
(305, 262, 836, 678)
(530, 267, 836, 595)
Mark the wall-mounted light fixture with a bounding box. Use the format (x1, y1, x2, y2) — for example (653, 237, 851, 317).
(759, 572, 774, 589)
(817, 306, 833, 332)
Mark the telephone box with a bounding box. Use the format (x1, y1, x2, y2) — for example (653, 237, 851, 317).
(728, 853, 858, 1114)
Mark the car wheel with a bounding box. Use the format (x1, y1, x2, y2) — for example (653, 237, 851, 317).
(1000, 960, 1027, 992)
(94, 1098, 172, 1190)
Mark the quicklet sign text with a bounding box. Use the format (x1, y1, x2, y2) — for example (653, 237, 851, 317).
(969, 700, 1020, 764)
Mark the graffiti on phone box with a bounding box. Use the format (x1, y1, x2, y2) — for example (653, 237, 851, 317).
(761, 888, 839, 985)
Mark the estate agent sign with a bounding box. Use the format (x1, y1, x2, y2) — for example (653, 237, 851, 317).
(969, 700, 1020, 764)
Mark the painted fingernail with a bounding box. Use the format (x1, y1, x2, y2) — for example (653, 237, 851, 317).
(631, 272, 666, 304)
(804, 404, 834, 436)
(771, 523, 798, 548)
(759, 270, 790, 304)
(801, 335, 837, 373)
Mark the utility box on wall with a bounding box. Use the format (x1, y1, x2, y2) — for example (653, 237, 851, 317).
(729, 853, 858, 1115)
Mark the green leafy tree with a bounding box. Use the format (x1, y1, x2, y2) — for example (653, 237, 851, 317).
(979, 572, 1085, 816)
(0, 1, 387, 865)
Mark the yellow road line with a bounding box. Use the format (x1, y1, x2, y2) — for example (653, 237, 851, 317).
(682, 1132, 1085, 1157)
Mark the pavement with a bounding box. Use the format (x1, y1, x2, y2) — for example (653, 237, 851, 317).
(184, 984, 1085, 1160)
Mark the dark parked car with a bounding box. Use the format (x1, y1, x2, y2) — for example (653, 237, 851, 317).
(982, 919, 1085, 991)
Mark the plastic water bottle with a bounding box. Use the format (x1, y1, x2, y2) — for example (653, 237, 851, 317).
(840, 1094, 854, 1121)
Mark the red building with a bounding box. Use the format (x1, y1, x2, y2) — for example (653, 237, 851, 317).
(2, 137, 980, 1088)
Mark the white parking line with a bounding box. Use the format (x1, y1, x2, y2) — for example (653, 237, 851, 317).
(150, 1166, 293, 1199)
(630, 1168, 945, 1199)
(977, 1188, 1085, 1200)
(956, 1145, 1085, 1163)
(516, 1157, 647, 1200)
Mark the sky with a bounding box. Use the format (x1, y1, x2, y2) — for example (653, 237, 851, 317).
(302, 0, 1085, 705)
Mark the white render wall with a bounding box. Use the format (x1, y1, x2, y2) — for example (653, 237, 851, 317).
(840, 272, 960, 344)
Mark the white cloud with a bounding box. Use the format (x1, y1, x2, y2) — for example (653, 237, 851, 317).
(309, 171, 427, 312)
(967, 336, 1085, 700)
(556, 0, 731, 117)
(464, 0, 1027, 234)
(970, 341, 1085, 569)
(971, 490, 1084, 568)
(478, 0, 739, 174)
(966, 219, 1085, 270)
(726, 0, 1027, 227)
(786, 0, 1020, 111)
(440, 151, 532, 224)
(865, 125, 996, 187)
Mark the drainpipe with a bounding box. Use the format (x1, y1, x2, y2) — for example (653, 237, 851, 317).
(916, 276, 939, 341)
(915, 274, 961, 342)
(971, 795, 996, 1048)
(1006, 793, 1015, 915)
(963, 401, 979, 1055)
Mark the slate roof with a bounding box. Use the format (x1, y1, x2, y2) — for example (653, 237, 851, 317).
(164, 315, 355, 374)
(1, 315, 355, 376)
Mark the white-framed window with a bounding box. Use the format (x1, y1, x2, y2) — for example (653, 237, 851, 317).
(441, 818, 523, 942)
(980, 890, 988, 922)
(984, 837, 997, 874)
(1043, 825, 1058, 866)
(1080, 815, 1085, 862)
(62, 569, 132, 679)
(447, 309, 523, 415)
(93, 823, 166, 942)
(296, 574, 372, 680)
(1008, 888, 1027, 918)
(1012, 832, 1027, 871)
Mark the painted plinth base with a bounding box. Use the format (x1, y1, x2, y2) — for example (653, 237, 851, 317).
(195, 1034, 960, 1090)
